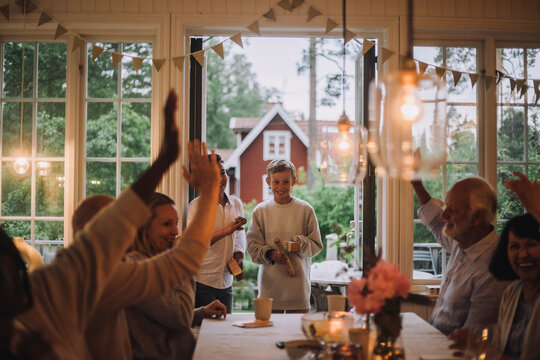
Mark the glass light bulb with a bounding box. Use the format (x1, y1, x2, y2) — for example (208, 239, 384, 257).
(37, 161, 51, 176)
(14, 157, 30, 174)
(394, 84, 423, 122)
(335, 131, 353, 155)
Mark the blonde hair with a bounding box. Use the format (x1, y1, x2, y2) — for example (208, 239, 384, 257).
(72, 195, 114, 236)
(266, 159, 296, 181)
(132, 192, 176, 257)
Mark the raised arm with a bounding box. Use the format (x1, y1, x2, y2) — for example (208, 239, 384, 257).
(505, 171, 540, 223)
(411, 180, 432, 205)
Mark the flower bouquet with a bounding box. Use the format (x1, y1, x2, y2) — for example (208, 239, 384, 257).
(347, 260, 431, 359)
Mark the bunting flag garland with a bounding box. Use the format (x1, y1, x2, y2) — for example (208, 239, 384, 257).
(325, 18, 339, 34)
(54, 25, 68, 40)
(247, 21, 261, 36)
(417, 61, 428, 75)
(435, 66, 446, 80)
(516, 79, 525, 94)
(291, 0, 304, 9)
(263, 9, 277, 21)
(344, 29, 356, 44)
(37, 11, 52, 26)
(111, 52, 123, 68)
(510, 78, 516, 92)
(192, 51, 205, 67)
(152, 59, 165, 72)
(6, 0, 540, 95)
(0, 5, 10, 21)
(379, 47, 393, 65)
(469, 73, 479, 88)
(230, 33, 243, 48)
(362, 39, 375, 55)
(15, 0, 36, 14)
(92, 45, 105, 61)
(173, 56, 185, 71)
(452, 70, 462, 86)
(484, 75, 494, 91)
(132, 57, 144, 73)
(277, 0, 292, 11)
(72, 36, 85, 52)
(306, 6, 321, 22)
(211, 43, 225, 59)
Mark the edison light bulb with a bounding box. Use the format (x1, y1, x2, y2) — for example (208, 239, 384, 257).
(393, 72, 423, 123)
(337, 132, 352, 153)
(14, 157, 30, 174)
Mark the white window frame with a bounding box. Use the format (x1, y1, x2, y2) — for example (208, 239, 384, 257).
(263, 130, 291, 161)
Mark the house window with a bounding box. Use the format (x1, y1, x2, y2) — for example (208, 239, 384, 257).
(0, 41, 66, 255)
(263, 130, 291, 161)
(495, 46, 540, 230)
(85, 42, 152, 197)
(411, 45, 479, 280)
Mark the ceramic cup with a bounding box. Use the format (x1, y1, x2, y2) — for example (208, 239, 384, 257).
(327, 294, 346, 312)
(253, 297, 273, 321)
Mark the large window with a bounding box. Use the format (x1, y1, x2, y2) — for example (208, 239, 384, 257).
(85, 42, 152, 197)
(496, 47, 540, 230)
(411, 45, 479, 279)
(0, 41, 66, 256)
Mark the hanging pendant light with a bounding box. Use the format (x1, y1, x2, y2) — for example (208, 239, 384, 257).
(14, 2, 29, 175)
(321, 0, 368, 187)
(367, 0, 446, 181)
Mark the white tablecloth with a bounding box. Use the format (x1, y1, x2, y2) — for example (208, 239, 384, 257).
(193, 312, 458, 360)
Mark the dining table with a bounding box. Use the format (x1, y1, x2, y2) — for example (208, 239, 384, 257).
(192, 312, 459, 360)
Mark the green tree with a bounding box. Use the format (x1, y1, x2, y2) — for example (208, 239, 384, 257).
(205, 40, 278, 149)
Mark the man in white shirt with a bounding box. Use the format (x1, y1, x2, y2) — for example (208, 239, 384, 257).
(187, 154, 247, 313)
(412, 177, 509, 335)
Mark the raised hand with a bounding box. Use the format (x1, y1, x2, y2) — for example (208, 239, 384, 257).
(202, 300, 227, 319)
(505, 171, 540, 222)
(182, 140, 220, 196)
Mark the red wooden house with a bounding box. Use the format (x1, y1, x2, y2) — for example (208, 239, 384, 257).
(224, 103, 336, 204)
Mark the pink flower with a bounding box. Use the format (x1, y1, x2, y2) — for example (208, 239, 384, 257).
(347, 260, 411, 314)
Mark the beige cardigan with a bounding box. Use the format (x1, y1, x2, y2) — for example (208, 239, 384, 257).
(498, 281, 540, 360)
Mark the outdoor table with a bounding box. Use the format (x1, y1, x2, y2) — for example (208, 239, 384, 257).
(192, 312, 457, 360)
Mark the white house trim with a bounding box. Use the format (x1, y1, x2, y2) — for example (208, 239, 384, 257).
(224, 103, 310, 170)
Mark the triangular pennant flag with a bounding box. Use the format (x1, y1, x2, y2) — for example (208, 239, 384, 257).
(0, 5, 10, 21)
(173, 56, 185, 71)
(132, 57, 144, 73)
(291, 0, 304, 9)
(152, 59, 165, 72)
(111, 52, 123, 68)
(325, 18, 339, 34)
(192, 51, 205, 67)
(516, 79, 525, 94)
(452, 70, 462, 86)
(495, 70, 504, 85)
(38, 12, 52, 26)
(469, 73, 479, 88)
(344, 30, 356, 44)
(262, 9, 277, 21)
(379, 48, 393, 64)
(509, 78, 516, 93)
(247, 21, 260, 36)
(54, 25, 68, 40)
(15, 0, 36, 14)
(534, 80, 540, 104)
(230, 33, 243, 48)
(435, 66, 446, 80)
(72, 37, 86, 52)
(520, 84, 528, 99)
(211, 43, 224, 59)
(92, 45, 105, 61)
(417, 61, 428, 75)
(362, 39, 375, 55)
(484, 75, 494, 91)
(306, 6, 321, 22)
(277, 0, 292, 11)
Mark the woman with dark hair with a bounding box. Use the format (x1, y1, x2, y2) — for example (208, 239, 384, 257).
(125, 192, 226, 360)
(450, 213, 540, 360)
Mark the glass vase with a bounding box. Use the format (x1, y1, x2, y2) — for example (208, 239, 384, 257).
(371, 298, 405, 360)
